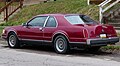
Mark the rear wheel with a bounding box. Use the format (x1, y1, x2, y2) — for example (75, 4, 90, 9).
(7, 32, 20, 48)
(54, 35, 70, 54)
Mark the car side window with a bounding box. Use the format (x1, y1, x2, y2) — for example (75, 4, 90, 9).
(45, 17, 57, 27)
(28, 16, 48, 27)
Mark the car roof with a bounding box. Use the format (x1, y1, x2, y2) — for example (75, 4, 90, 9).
(36, 14, 84, 17)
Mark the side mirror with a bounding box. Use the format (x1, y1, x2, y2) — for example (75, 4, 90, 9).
(22, 23, 27, 26)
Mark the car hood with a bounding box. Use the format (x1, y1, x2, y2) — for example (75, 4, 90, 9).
(4, 25, 22, 32)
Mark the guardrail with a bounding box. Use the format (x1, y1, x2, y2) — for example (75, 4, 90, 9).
(0, 0, 23, 22)
(98, 0, 120, 24)
(103, 7, 120, 24)
(88, 0, 120, 24)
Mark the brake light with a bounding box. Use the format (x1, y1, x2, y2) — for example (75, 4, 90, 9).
(83, 29, 89, 38)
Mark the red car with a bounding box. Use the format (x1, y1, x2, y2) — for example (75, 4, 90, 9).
(1, 14, 119, 53)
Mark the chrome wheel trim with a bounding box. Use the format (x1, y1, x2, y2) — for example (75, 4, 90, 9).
(56, 38, 66, 52)
(9, 35, 16, 47)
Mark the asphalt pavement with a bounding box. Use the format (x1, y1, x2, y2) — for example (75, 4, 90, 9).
(0, 39, 120, 66)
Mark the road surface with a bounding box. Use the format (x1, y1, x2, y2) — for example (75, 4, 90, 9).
(0, 39, 120, 66)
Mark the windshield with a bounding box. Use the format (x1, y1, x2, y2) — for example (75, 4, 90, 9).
(65, 15, 97, 25)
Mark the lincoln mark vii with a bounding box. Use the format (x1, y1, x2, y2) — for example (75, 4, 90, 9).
(2, 14, 119, 53)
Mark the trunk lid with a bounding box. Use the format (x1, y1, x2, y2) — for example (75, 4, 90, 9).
(74, 24, 117, 38)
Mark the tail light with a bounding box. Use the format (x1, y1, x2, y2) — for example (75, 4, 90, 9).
(83, 29, 89, 38)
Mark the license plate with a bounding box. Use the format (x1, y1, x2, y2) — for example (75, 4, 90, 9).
(100, 34, 106, 38)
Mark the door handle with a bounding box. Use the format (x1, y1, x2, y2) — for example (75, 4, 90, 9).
(39, 27, 43, 31)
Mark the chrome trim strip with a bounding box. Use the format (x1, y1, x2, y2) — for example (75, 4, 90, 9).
(44, 40, 52, 42)
(83, 28, 89, 38)
(54, 16, 58, 28)
(21, 38, 86, 44)
(21, 39, 43, 42)
(20, 38, 52, 42)
(109, 37, 119, 39)
(44, 16, 58, 28)
(69, 42, 86, 44)
(43, 16, 50, 28)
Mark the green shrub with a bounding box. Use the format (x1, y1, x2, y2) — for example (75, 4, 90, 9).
(0, 0, 99, 26)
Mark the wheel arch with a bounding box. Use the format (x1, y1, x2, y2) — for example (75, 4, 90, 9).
(52, 32, 70, 43)
(7, 30, 18, 39)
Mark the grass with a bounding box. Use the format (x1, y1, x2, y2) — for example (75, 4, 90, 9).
(0, 2, 5, 8)
(0, 2, 19, 8)
(0, 0, 99, 26)
(101, 45, 120, 52)
(0, 0, 119, 26)
(101, 46, 120, 50)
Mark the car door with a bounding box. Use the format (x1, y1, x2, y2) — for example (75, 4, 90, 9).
(20, 16, 48, 41)
(43, 16, 57, 42)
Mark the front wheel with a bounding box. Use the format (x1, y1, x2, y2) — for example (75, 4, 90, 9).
(54, 35, 70, 54)
(7, 33, 20, 48)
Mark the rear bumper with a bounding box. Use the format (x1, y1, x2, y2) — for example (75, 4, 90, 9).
(70, 37, 119, 47)
(87, 37, 119, 46)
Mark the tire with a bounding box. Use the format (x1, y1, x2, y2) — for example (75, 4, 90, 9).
(7, 32, 20, 48)
(87, 46, 101, 52)
(54, 35, 70, 54)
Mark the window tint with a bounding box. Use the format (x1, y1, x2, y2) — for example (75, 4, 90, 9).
(80, 15, 98, 24)
(65, 15, 97, 25)
(46, 17, 57, 27)
(65, 16, 84, 24)
(81, 16, 94, 22)
(28, 16, 47, 27)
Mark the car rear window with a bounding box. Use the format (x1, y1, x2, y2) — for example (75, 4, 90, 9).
(65, 15, 97, 25)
